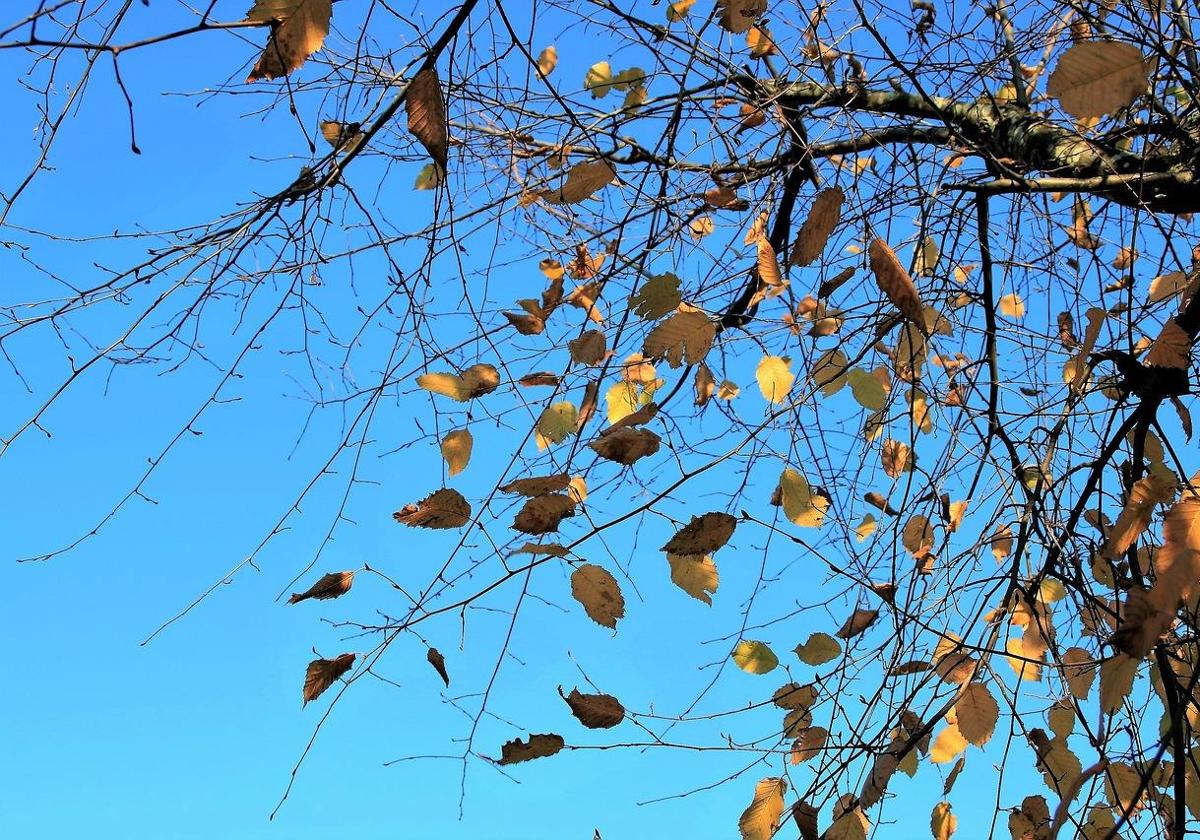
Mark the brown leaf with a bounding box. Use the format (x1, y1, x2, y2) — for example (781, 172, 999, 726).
(1047, 41, 1149, 119)
(836, 608, 878, 639)
(643, 310, 716, 368)
(661, 512, 738, 554)
(880, 439, 914, 479)
(518, 371, 559, 387)
(501, 474, 571, 496)
(406, 68, 448, 171)
(561, 687, 625, 728)
(694, 363, 716, 406)
(571, 563, 625, 629)
(289, 570, 354, 604)
(440, 428, 473, 477)
(497, 733, 565, 765)
(393, 488, 471, 529)
(589, 427, 661, 465)
(569, 330, 607, 365)
(302, 652, 355, 704)
(1146, 319, 1191, 369)
(426, 647, 450, 686)
(869, 238, 927, 332)
(818, 266, 856, 298)
(513, 493, 576, 534)
(542, 160, 617, 204)
(717, 0, 767, 33)
(955, 683, 999, 746)
(791, 187, 844, 267)
(246, 0, 332, 82)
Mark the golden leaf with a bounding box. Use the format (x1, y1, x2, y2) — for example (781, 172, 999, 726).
(542, 160, 616, 204)
(1105, 472, 1175, 558)
(880, 439, 913, 479)
(930, 723, 968, 763)
(440, 428, 473, 477)
(756, 355, 794, 403)
(536, 45, 557, 76)
(998, 293, 1025, 318)
(732, 640, 779, 675)
(955, 683, 999, 746)
(795, 632, 841, 665)
(931, 802, 957, 840)
(1100, 653, 1138, 713)
(666, 553, 719, 604)
(643, 310, 716, 368)
(738, 777, 787, 840)
(535, 401, 578, 450)
(246, 0, 332, 82)
(570, 564, 625, 629)
(777, 468, 829, 528)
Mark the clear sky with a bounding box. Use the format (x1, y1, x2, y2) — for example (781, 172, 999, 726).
(2, 3, 1188, 839)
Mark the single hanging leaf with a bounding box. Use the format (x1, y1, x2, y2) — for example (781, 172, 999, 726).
(426, 647, 450, 686)
(246, 0, 332, 82)
(847, 368, 887, 410)
(1047, 41, 1149, 119)
(791, 187, 844, 267)
(536, 45, 557, 76)
(1146, 319, 1191, 369)
(302, 652, 355, 704)
(288, 570, 354, 604)
(393, 487, 471, 529)
(630, 273, 683, 319)
(869, 238, 926, 332)
(513, 494, 576, 534)
(794, 632, 841, 665)
(931, 802, 957, 840)
(1100, 653, 1138, 713)
(777, 468, 829, 528)
(569, 330, 607, 365)
(542, 160, 616, 204)
(694, 363, 716, 406)
(757, 355, 794, 403)
(440, 429, 473, 476)
(837, 609, 878, 639)
(739, 777, 787, 840)
(661, 512, 737, 554)
(855, 515, 877, 542)
(717, 0, 767, 33)
(536, 402, 578, 449)
(772, 682, 817, 709)
(406, 68, 449, 171)
(732, 640, 779, 675)
(589, 427, 660, 464)
(500, 474, 571, 496)
(1105, 472, 1175, 558)
(571, 564, 625, 629)
(955, 683, 999, 746)
(643, 309, 716, 368)
(931, 723, 968, 764)
(562, 688, 625, 729)
(880, 439, 914, 479)
(998, 293, 1025, 318)
(498, 733, 565, 765)
(790, 726, 828, 764)
(666, 553, 719, 604)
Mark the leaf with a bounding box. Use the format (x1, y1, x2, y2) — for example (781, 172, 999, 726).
(998, 293, 1025, 318)
(931, 802, 957, 840)
(666, 553, 719, 604)
(1147, 319, 1191, 369)
(732, 640, 779, 675)
(1047, 41, 1149, 119)
(426, 647, 450, 686)
(1149, 270, 1188, 304)
(790, 726, 828, 764)
(662, 512, 738, 554)
(791, 187, 844, 267)
(498, 733, 565, 765)
(289, 570, 354, 604)
(1100, 653, 1138, 713)
(589, 427, 661, 464)
(902, 515, 935, 561)
(302, 652, 355, 704)
(1062, 647, 1096, 699)
(717, 0, 766, 33)
(536, 402, 578, 449)
(869, 238, 926, 331)
(836, 609, 878, 639)
(666, 0, 695, 22)
(246, 0, 332, 82)
(812, 349, 850, 395)
(738, 777, 787, 840)
(440, 429, 473, 477)
(500, 474, 570, 496)
(536, 45, 557, 76)
(694, 363, 716, 407)
(542, 160, 616, 204)
(955, 683, 999, 746)
(406, 68, 448, 171)
(630, 273, 683, 320)
(794, 632, 841, 665)
(562, 687, 625, 728)
(417, 363, 500, 401)
(848, 368, 887, 410)
(569, 330, 607, 365)
(914, 236, 940, 278)
(393, 488, 471, 529)
(513, 494, 576, 534)
(414, 163, 443, 190)
(756, 238, 783, 288)
(856, 515, 877, 542)
(756, 355, 794, 403)
(571, 564, 625, 629)
(881, 439, 914, 479)
(1105, 472, 1175, 558)
(930, 723, 968, 763)
(772, 682, 817, 709)
(777, 468, 829, 528)
(643, 310, 716, 368)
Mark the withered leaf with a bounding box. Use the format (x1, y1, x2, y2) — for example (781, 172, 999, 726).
(500, 474, 571, 496)
(518, 371, 559, 387)
(666, 552, 719, 604)
(738, 776, 787, 840)
(302, 652, 355, 704)
(791, 187, 844, 267)
(246, 0, 332, 82)
(542, 160, 616, 204)
(836, 608, 878, 639)
(569, 330, 607, 365)
(406, 68, 448, 171)
(869, 238, 927, 333)
(497, 733, 565, 765)
(661, 512, 738, 554)
(393, 487, 471, 529)
(589, 427, 661, 465)
(426, 647, 450, 687)
(643, 310, 716, 368)
(571, 563, 625, 629)
(561, 687, 625, 728)
(513, 493, 576, 535)
(289, 570, 354, 604)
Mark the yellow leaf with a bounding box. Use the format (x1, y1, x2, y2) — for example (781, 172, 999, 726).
(535, 401, 578, 449)
(998, 293, 1025, 318)
(246, 0, 332, 82)
(955, 683, 999, 746)
(440, 429, 473, 476)
(930, 723, 968, 763)
(794, 632, 841, 665)
(666, 0, 695, 22)
(666, 553, 718, 604)
(571, 564, 625, 629)
(931, 802, 957, 840)
(732, 640, 779, 674)
(756, 355, 794, 403)
(536, 45, 557, 76)
(738, 777, 787, 840)
(584, 60, 615, 97)
(778, 468, 828, 528)
(855, 514, 877, 542)
(605, 381, 639, 424)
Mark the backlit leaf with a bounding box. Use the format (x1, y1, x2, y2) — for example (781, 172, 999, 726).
(795, 632, 841, 665)
(732, 639, 779, 674)
(498, 733, 565, 765)
(406, 68, 449, 171)
(302, 652, 355, 704)
(289, 570, 354, 604)
(1047, 41, 1149, 119)
(246, 0, 332, 81)
(571, 564, 625, 629)
(738, 777, 787, 840)
(440, 429, 473, 476)
(393, 488, 471, 529)
(666, 553, 719, 604)
(757, 355, 794, 403)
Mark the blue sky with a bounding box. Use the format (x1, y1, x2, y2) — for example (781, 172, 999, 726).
(3, 2, 1194, 839)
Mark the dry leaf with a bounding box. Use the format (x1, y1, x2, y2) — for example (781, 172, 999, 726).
(406, 68, 448, 171)
(589, 427, 661, 464)
(1047, 41, 1149, 119)
(513, 494, 576, 534)
(289, 570, 354, 604)
(955, 683, 999, 746)
(837, 609, 878, 639)
(739, 777, 787, 840)
(536, 45, 557, 76)
(542, 160, 617, 204)
(246, 0, 332, 82)
(666, 553, 719, 604)
(427, 647, 450, 686)
(881, 439, 914, 479)
(302, 652, 355, 704)
(732, 639, 779, 674)
(501, 474, 571, 496)
(643, 310, 716, 368)
(869, 238, 926, 331)
(571, 564, 625, 629)
(569, 330, 607, 365)
(498, 733, 565, 765)
(393, 488, 471, 529)
(1146, 319, 1190, 369)
(791, 187, 844, 267)
(795, 632, 841, 665)
(662, 512, 738, 554)
(440, 429, 473, 477)
(562, 687, 625, 728)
